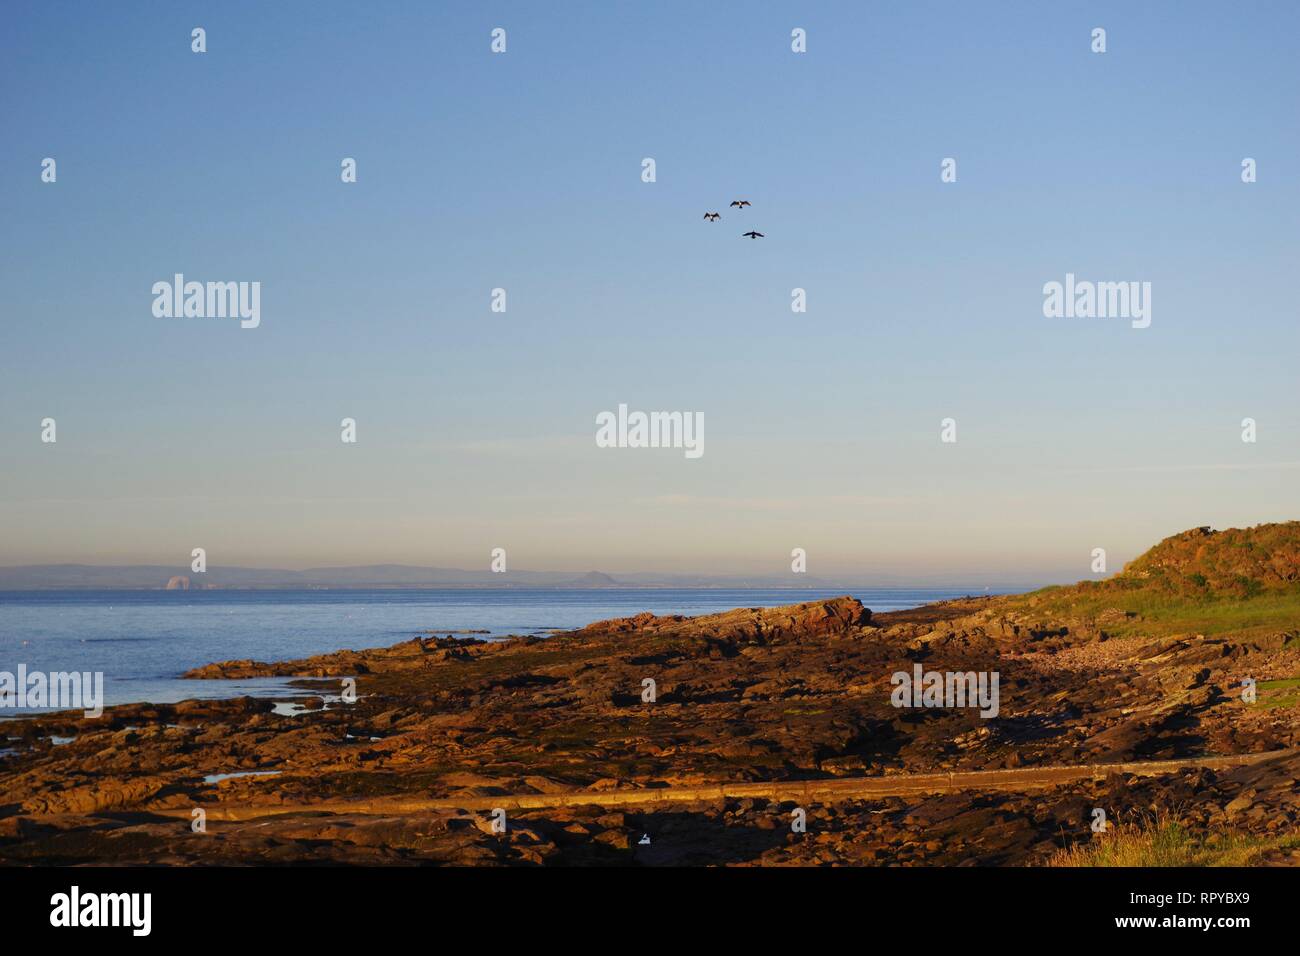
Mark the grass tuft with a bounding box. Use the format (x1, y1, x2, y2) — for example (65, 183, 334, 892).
(1048, 813, 1300, 867)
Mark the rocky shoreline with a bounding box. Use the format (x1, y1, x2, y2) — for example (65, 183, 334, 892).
(3, 575, 1298, 865)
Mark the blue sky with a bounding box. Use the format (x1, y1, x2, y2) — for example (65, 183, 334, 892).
(1, 1, 1297, 583)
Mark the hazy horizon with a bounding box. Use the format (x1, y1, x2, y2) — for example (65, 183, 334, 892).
(3, 1, 1297, 580)
(0, 557, 1054, 590)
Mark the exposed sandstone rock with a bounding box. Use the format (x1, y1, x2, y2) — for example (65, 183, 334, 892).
(3, 586, 1297, 866)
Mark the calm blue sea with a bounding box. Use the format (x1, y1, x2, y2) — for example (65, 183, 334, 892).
(0, 588, 989, 712)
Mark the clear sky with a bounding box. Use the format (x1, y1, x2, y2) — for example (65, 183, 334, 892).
(1, 1, 1297, 584)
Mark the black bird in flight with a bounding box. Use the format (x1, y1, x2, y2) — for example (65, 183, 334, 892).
(703, 212, 721, 221)
(742, 231, 764, 239)
(730, 200, 751, 208)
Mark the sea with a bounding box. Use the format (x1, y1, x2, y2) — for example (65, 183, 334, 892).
(0, 587, 998, 713)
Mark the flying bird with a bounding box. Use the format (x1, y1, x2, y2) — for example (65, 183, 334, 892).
(742, 231, 764, 239)
(730, 200, 751, 208)
(703, 212, 721, 221)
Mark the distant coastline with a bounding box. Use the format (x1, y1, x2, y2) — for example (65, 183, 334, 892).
(0, 563, 1044, 592)
(3, 583, 862, 592)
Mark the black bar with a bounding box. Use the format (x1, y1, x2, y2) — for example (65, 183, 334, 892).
(0, 865, 1277, 942)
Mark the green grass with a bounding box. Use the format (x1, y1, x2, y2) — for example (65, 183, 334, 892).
(1014, 586, 1300, 640)
(1049, 817, 1300, 867)
(1255, 677, 1300, 709)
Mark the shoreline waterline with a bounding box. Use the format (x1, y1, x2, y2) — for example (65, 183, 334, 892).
(0, 587, 1022, 712)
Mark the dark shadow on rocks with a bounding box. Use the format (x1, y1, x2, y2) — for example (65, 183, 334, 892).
(621, 808, 788, 866)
